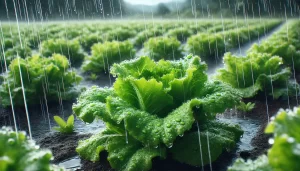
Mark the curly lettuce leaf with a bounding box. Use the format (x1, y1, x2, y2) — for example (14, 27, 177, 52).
(171, 121, 243, 167)
(228, 155, 272, 171)
(82, 41, 136, 73)
(216, 52, 293, 98)
(265, 107, 300, 171)
(73, 86, 115, 123)
(114, 77, 173, 116)
(40, 39, 85, 65)
(144, 36, 183, 61)
(250, 21, 300, 72)
(107, 97, 202, 147)
(0, 54, 82, 107)
(76, 129, 166, 171)
(0, 127, 64, 171)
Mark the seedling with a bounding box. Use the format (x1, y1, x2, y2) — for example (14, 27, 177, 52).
(89, 73, 98, 81)
(237, 101, 256, 113)
(53, 115, 75, 134)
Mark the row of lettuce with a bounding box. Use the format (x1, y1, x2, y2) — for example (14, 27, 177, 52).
(1, 20, 280, 75)
(0, 20, 300, 171)
(73, 17, 300, 170)
(0, 20, 281, 107)
(225, 20, 300, 171)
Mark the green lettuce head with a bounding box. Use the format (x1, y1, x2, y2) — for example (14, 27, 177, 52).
(0, 54, 82, 107)
(216, 52, 298, 99)
(73, 54, 243, 171)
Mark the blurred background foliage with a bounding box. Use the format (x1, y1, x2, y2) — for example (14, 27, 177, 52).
(0, 0, 300, 20)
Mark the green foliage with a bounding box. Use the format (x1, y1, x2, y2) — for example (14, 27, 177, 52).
(228, 106, 300, 171)
(40, 39, 85, 65)
(265, 107, 300, 171)
(134, 28, 164, 47)
(0, 127, 64, 171)
(166, 27, 194, 42)
(2, 45, 32, 65)
(187, 21, 280, 62)
(88, 73, 98, 81)
(77, 129, 166, 171)
(144, 36, 183, 61)
(53, 115, 75, 134)
(237, 102, 255, 113)
(105, 28, 137, 41)
(78, 34, 102, 52)
(250, 21, 300, 72)
(228, 155, 272, 171)
(216, 52, 296, 98)
(0, 54, 82, 107)
(82, 41, 135, 73)
(171, 121, 243, 167)
(73, 55, 242, 171)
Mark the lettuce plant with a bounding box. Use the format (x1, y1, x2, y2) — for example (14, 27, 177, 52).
(166, 27, 193, 42)
(40, 39, 85, 65)
(3, 45, 32, 65)
(73, 55, 243, 171)
(237, 102, 255, 113)
(144, 36, 183, 61)
(216, 52, 297, 98)
(82, 41, 135, 73)
(0, 127, 64, 171)
(78, 34, 102, 52)
(105, 28, 137, 41)
(250, 21, 300, 72)
(187, 21, 280, 62)
(134, 28, 164, 47)
(53, 115, 75, 134)
(228, 106, 300, 171)
(0, 54, 82, 107)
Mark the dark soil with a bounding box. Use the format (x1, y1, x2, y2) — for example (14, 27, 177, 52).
(37, 132, 91, 163)
(243, 96, 299, 159)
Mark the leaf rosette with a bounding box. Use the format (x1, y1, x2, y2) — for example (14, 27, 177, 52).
(73, 55, 243, 170)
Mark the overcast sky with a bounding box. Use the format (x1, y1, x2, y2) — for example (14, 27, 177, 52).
(124, 0, 184, 5)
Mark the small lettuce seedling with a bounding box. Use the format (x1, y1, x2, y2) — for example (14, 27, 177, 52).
(237, 102, 256, 113)
(53, 115, 75, 134)
(88, 73, 98, 81)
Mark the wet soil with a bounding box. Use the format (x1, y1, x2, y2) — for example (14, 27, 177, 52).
(36, 132, 91, 163)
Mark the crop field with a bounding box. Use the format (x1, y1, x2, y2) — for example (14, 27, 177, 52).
(0, 18, 300, 171)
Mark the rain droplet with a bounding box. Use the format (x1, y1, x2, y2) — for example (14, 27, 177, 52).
(268, 138, 274, 145)
(7, 138, 15, 145)
(287, 137, 295, 143)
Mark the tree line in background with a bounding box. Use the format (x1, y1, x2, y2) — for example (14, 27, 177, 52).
(0, 0, 300, 20)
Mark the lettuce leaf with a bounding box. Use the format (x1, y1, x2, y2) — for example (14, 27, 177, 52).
(228, 155, 272, 171)
(0, 127, 64, 171)
(0, 54, 82, 107)
(216, 52, 295, 98)
(76, 129, 166, 171)
(171, 121, 243, 167)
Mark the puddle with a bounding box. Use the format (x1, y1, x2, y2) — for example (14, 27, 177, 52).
(217, 115, 261, 152)
(58, 156, 81, 170)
